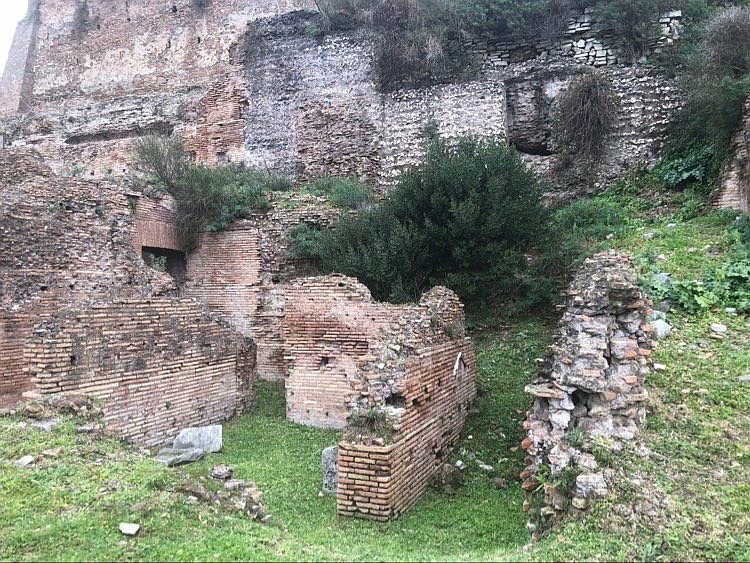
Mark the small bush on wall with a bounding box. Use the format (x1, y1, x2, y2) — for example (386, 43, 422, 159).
(553, 71, 619, 160)
(133, 134, 289, 252)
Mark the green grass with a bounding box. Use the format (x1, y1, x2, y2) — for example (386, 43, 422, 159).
(0, 362, 545, 562)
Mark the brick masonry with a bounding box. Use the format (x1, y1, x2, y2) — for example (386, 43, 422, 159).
(2, 3, 683, 199)
(0, 148, 257, 445)
(26, 298, 255, 446)
(281, 275, 476, 520)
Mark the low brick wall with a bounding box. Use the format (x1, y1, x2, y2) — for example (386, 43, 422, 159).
(26, 298, 256, 446)
(338, 340, 476, 520)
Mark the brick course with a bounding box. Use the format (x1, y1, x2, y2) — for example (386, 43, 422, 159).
(26, 298, 255, 445)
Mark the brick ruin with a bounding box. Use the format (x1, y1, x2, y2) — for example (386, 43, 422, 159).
(0, 148, 254, 441)
(27, 299, 255, 446)
(0, 145, 478, 517)
(520, 251, 652, 523)
(0, 0, 696, 523)
(281, 275, 476, 519)
(130, 191, 342, 381)
(715, 97, 750, 213)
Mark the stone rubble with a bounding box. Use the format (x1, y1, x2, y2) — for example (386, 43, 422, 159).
(521, 251, 653, 524)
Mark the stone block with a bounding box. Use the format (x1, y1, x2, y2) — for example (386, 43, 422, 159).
(173, 425, 223, 453)
(322, 445, 339, 494)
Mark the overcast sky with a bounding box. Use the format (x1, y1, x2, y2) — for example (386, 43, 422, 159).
(0, 1, 29, 74)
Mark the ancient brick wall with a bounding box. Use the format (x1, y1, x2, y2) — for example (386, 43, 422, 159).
(132, 195, 182, 252)
(282, 275, 476, 519)
(0, 0, 313, 175)
(283, 276, 393, 429)
(714, 97, 750, 213)
(25, 298, 255, 446)
(0, 148, 175, 408)
(337, 340, 476, 521)
(186, 226, 263, 336)
(521, 251, 652, 524)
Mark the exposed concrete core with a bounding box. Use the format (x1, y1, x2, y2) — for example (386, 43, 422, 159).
(521, 251, 653, 523)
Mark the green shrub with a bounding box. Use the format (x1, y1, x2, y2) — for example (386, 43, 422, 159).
(133, 134, 187, 189)
(133, 134, 286, 251)
(593, 0, 667, 60)
(290, 137, 549, 305)
(667, 6, 750, 191)
(643, 216, 750, 313)
(653, 144, 715, 193)
(553, 71, 619, 160)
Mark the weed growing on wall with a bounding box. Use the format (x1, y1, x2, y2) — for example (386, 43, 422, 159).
(303, 176, 376, 209)
(553, 71, 619, 160)
(133, 134, 290, 251)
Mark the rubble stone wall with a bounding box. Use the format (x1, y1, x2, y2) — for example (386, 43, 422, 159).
(521, 251, 652, 522)
(25, 298, 255, 446)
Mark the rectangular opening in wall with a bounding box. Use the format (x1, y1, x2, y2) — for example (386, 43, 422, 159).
(142, 247, 187, 285)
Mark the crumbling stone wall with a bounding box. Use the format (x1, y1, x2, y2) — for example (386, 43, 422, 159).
(714, 97, 750, 213)
(3, 2, 684, 198)
(501, 60, 681, 197)
(521, 251, 652, 524)
(470, 8, 682, 68)
(26, 298, 255, 446)
(243, 12, 506, 192)
(281, 275, 476, 520)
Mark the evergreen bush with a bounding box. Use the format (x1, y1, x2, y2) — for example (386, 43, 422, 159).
(289, 137, 549, 305)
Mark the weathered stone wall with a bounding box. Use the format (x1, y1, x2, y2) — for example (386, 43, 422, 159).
(0, 0, 314, 174)
(471, 8, 682, 69)
(521, 251, 652, 525)
(499, 60, 681, 197)
(243, 12, 506, 191)
(3, 2, 684, 198)
(25, 298, 255, 446)
(714, 97, 750, 213)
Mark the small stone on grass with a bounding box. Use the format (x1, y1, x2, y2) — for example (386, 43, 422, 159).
(119, 523, 140, 536)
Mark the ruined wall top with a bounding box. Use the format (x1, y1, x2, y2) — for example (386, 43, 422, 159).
(0, 0, 315, 117)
